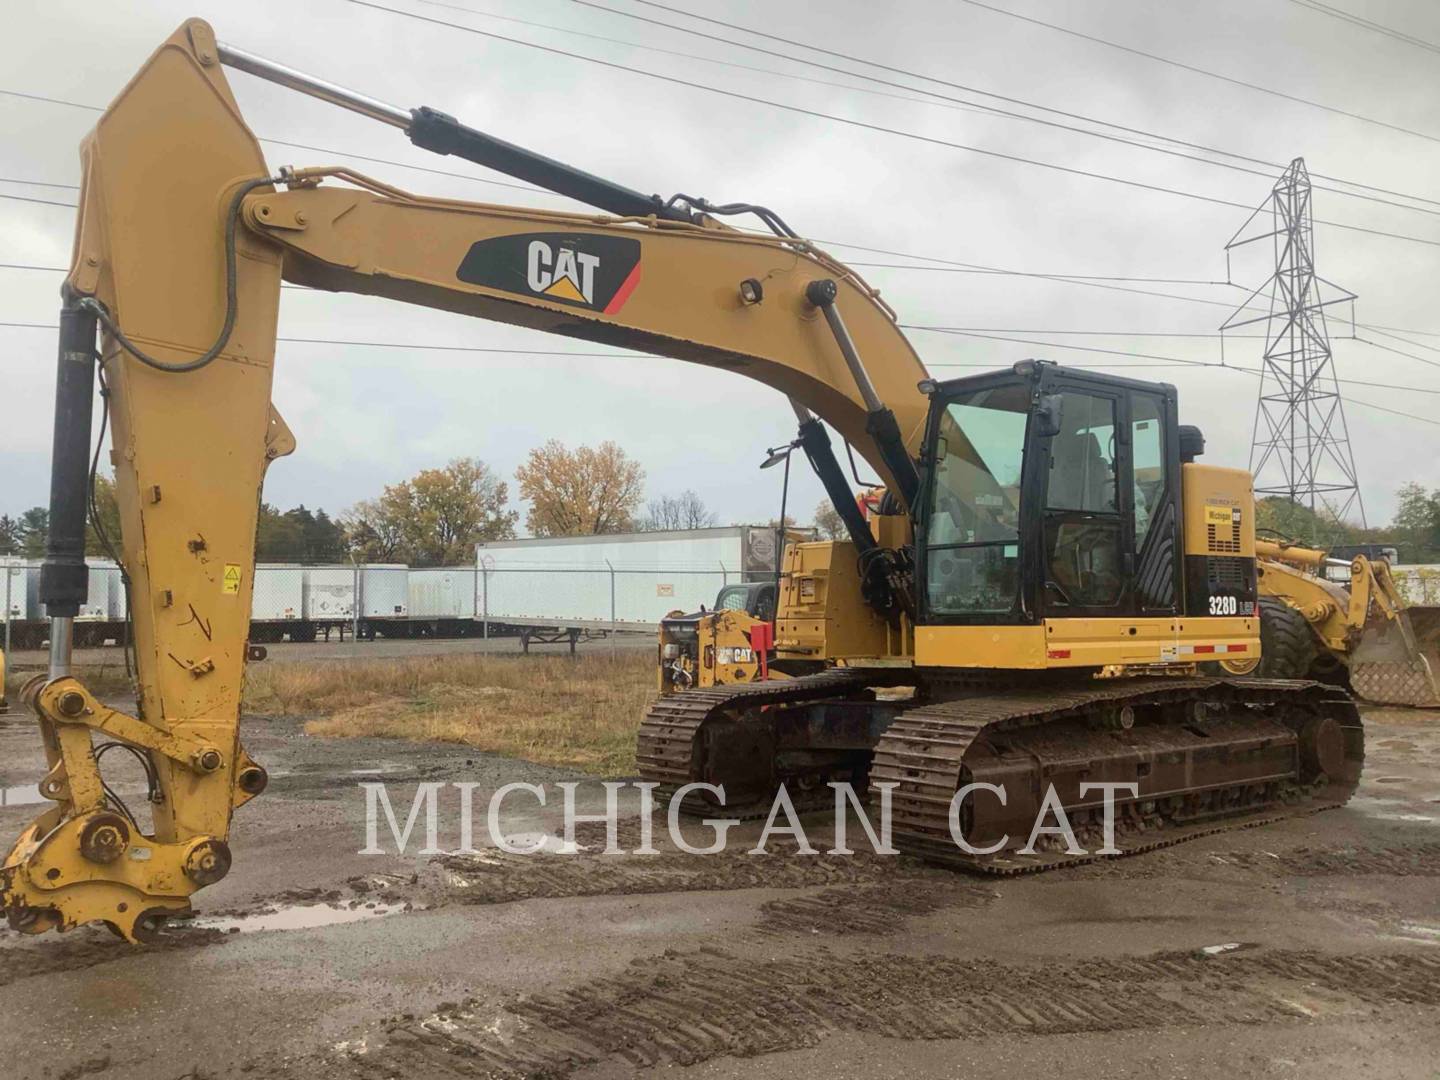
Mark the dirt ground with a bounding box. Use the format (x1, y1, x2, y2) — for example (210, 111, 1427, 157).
(1, 695, 1438, 1080)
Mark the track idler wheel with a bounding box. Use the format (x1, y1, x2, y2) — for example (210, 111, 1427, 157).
(1298, 714, 1345, 783)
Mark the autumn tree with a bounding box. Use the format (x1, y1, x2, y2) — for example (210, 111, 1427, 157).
(516, 440, 645, 537)
(813, 500, 845, 540)
(346, 458, 517, 565)
(637, 490, 719, 531)
(85, 473, 122, 558)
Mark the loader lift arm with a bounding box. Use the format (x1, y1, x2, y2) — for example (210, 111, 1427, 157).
(1256, 539, 1440, 706)
(2, 19, 930, 940)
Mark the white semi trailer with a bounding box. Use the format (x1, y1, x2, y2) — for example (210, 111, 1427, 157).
(475, 526, 797, 650)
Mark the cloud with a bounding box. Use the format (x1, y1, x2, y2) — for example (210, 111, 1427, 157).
(1, 0, 1436, 531)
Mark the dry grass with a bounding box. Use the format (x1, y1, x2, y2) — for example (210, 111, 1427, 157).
(245, 651, 656, 776)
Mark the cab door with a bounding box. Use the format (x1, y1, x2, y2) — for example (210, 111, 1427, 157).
(1037, 384, 1127, 618)
(1036, 383, 1181, 619)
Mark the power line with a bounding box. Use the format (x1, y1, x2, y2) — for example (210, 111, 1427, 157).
(950, 0, 1440, 145)
(348, 1, 1440, 248)
(604, 0, 1440, 216)
(908, 326, 1440, 411)
(0, 176, 78, 190)
(7, 236, 1439, 346)
(1287, 0, 1440, 56)
(848, 261, 1233, 286)
(911, 326, 1268, 339)
(411, 0, 1002, 120)
(1363, 325, 1440, 351)
(0, 320, 647, 357)
(6, 107, 1437, 341)
(829, 240, 1271, 311)
(0, 192, 74, 209)
(3, 319, 1435, 425)
(0, 87, 555, 200)
(1354, 335, 1440, 372)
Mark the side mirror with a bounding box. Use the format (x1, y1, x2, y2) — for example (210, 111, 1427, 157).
(1035, 394, 1062, 438)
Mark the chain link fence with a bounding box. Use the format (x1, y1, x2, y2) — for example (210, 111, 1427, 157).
(0, 559, 754, 651)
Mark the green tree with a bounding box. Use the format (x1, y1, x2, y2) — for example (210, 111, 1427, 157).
(1253, 497, 1358, 548)
(1389, 482, 1440, 562)
(254, 504, 349, 563)
(18, 507, 48, 559)
(345, 458, 517, 565)
(0, 515, 19, 556)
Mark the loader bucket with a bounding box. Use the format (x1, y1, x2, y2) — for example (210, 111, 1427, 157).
(1350, 606, 1440, 708)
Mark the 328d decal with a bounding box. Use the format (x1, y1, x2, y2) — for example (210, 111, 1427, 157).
(456, 232, 642, 314)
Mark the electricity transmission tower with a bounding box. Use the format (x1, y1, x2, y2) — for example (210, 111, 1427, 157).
(1221, 157, 1364, 529)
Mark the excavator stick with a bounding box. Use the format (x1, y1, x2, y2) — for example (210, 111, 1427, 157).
(1, 21, 287, 942)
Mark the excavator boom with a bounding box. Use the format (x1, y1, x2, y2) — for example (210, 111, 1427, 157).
(3, 19, 928, 940)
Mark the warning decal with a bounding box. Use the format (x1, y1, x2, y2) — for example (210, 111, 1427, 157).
(222, 564, 242, 595)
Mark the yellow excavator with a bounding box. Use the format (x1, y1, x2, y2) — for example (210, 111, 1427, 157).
(1250, 540, 1440, 706)
(3, 20, 1362, 941)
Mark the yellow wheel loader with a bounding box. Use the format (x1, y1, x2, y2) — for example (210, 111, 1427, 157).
(3, 20, 1361, 941)
(1251, 540, 1440, 707)
(658, 581, 777, 695)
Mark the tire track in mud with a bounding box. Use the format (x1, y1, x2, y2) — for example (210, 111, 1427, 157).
(335, 947, 1440, 1078)
(1052, 839, 1440, 881)
(1216, 842, 1440, 877)
(432, 833, 952, 907)
(756, 881, 996, 937)
(0, 924, 224, 986)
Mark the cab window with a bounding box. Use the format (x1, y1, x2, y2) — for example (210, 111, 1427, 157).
(925, 384, 1029, 616)
(1043, 392, 1123, 609)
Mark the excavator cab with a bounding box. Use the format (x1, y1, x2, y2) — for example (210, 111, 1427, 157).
(913, 361, 1255, 642)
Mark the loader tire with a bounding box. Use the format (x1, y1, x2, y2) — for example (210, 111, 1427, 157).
(1255, 596, 1319, 680)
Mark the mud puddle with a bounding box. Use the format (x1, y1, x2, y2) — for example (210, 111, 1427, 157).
(193, 901, 409, 934)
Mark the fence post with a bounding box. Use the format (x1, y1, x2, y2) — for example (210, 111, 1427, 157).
(719, 560, 728, 586)
(351, 560, 362, 642)
(481, 562, 489, 640)
(605, 559, 616, 654)
(4, 564, 11, 658)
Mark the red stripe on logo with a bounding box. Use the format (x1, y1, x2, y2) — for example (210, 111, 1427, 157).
(603, 262, 642, 314)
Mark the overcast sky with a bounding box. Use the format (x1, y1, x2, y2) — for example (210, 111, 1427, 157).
(3, 0, 1437, 533)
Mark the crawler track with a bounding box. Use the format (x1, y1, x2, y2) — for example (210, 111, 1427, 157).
(640, 673, 1364, 871)
(873, 677, 1364, 873)
(636, 669, 889, 817)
